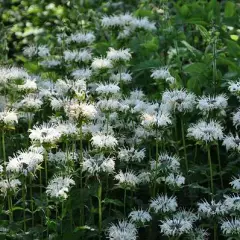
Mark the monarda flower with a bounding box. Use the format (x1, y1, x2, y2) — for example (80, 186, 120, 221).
(196, 94, 228, 116)
(82, 153, 115, 176)
(223, 133, 240, 151)
(128, 210, 152, 225)
(107, 220, 137, 240)
(0, 178, 21, 197)
(106, 47, 132, 63)
(91, 132, 118, 149)
(114, 170, 139, 189)
(159, 216, 193, 237)
(161, 89, 196, 113)
(29, 123, 61, 146)
(187, 120, 224, 143)
(46, 175, 75, 200)
(221, 218, 240, 237)
(91, 57, 113, 71)
(149, 195, 178, 213)
(7, 148, 44, 176)
(197, 199, 227, 218)
(151, 67, 175, 84)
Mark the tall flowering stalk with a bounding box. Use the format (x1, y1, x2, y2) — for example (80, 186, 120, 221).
(187, 120, 224, 197)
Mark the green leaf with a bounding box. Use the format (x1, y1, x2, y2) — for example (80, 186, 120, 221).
(141, 37, 158, 52)
(230, 35, 239, 41)
(224, 1, 236, 18)
(134, 9, 153, 18)
(180, 40, 201, 56)
(183, 62, 208, 75)
(103, 198, 124, 207)
(195, 25, 210, 41)
(225, 39, 240, 57)
(74, 225, 96, 232)
(179, 5, 190, 17)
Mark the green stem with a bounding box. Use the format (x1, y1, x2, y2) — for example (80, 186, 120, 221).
(207, 145, 214, 198)
(153, 130, 159, 197)
(22, 179, 26, 232)
(61, 201, 64, 236)
(55, 203, 58, 234)
(124, 188, 127, 217)
(181, 118, 188, 175)
(8, 195, 13, 223)
(214, 223, 217, 240)
(174, 117, 179, 155)
(30, 176, 34, 227)
(44, 150, 48, 186)
(217, 143, 223, 189)
(212, 36, 217, 94)
(79, 120, 84, 226)
(98, 182, 102, 240)
(2, 129, 6, 172)
(39, 169, 43, 233)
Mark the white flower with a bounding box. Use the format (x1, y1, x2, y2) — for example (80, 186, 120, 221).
(197, 200, 227, 217)
(0, 110, 18, 125)
(63, 49, 92, 63)
(221, 218, 240, 236)
(149, 195, 178, 213)
(49, 150, 78, 165)
(91, 133, 118, 149)
(82, 153, 115, 175)
(163, 173, 185, 188)
(174, 209, 199, 222)
(71, 68, 92, 80)
(64, 100, 97, 120)
(161, 89, 196, 113)
(223, 133, 240, 151)
(230, 176, 240, 190)
(223, 194, 240, 212)
(110, 72, 132, 83)
(55, 78, 86, 97)
(141, 111, 172, 128)
(97, 99, 129, 112)
(91, 57, 113, 70)
(29, 123, 61, 145)
(23, 45, 38, 58)
(115, 170, 139, 188)
(101, 13, 134, 28)
(7, 149, 44, 176)
(56, 121, 78, 138)
(12, 78, 37, 92)
(118, 147, 145, 163)
(151, 67, 175, 84)
(132, 17, 156, 31)
(196, 94, 228, 115)
(228, 80, 240, 96)
(0, 67, 29, 85)
(14, 94, 42, 111)
(150, 153, 180, 173)
(0, 178, 21, 197)
(107, 220, 137, 240)
(188, 228, 209, 240)
(96, 83, 120, 95)
(38, 45, 50, 57)
(106, 48, 132, 62)
(159, 217, 193, 237)
(233, 109, 240, 128)
(46, 175, 75, 200)
(67, 32, 95, 44)
(128, 210, 152, 224)
(39, 59, 61, 68)
(138, 171, 151, 184)
(187, 120, 224, 142)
